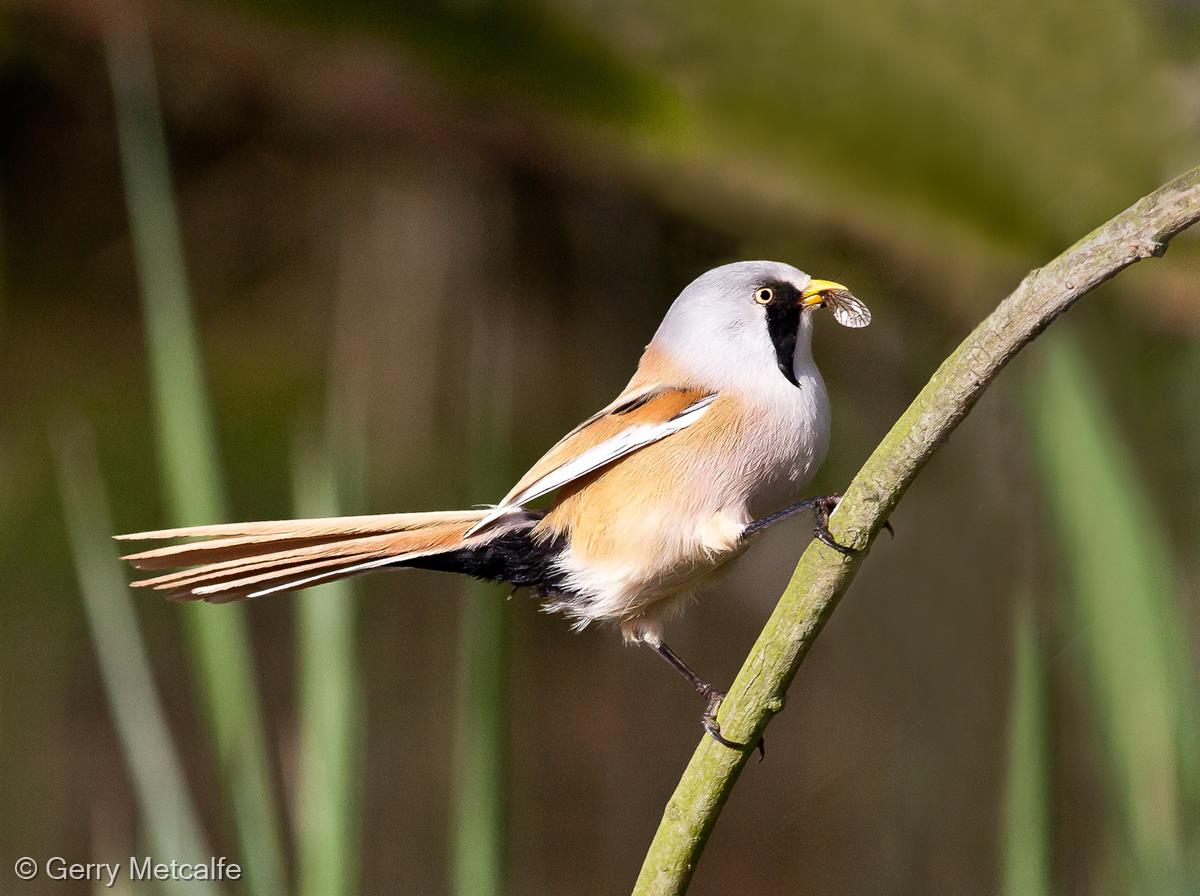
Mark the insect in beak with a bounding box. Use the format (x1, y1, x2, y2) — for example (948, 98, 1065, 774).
(799, 279, 872, 328)
(799, 279, 849, 308)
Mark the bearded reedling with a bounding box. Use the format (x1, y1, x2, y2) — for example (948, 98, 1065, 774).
(118, 261, 872, 749)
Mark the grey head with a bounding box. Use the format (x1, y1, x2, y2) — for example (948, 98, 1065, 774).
(650, 261, 869, 390)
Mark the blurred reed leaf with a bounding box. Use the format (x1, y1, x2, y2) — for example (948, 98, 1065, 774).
(104, 15, 286, 896)
(53, 422, 218, 896)
(454, 584, 509, 896)
(452, 308, 517, 896)
(1029, 332, 1200, 890)
(291, 431, 363, 896)
(1002, 598, 1053, 896)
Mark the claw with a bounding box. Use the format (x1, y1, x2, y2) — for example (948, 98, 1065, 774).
(815, 525, 857, 555)
(702, 715, 748, 750)
(701, 689, 766, 759)
(701, 688, 744, 749)
(813, 494, 857, 555)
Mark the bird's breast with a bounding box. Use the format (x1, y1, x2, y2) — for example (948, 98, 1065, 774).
(737, 364, 831, 518)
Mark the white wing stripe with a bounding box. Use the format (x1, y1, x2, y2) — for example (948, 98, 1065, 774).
(465, 393, 717, 537)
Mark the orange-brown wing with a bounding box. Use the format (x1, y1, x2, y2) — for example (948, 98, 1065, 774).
(466, 385, 717, 536)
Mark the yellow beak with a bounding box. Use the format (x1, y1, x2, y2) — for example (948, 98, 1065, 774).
(799, 278, 850, 308)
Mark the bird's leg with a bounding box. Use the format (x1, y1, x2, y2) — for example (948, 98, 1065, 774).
(742, 493, 857, 554)
(652, 642, 764, 758)
(741, 496, 820, 539)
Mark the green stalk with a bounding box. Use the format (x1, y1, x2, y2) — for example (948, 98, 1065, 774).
(104, 15, 285, 896)
(292, 431, 362, 896)
(1001, 598, 1053, 896)
(1028, 332, 1198, 889)
(454, 583, 509, 896)
(452, 315, 514, 896)
(54, 424, 217, 896)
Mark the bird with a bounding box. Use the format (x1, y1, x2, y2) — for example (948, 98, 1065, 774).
(117, 260, 871, 749)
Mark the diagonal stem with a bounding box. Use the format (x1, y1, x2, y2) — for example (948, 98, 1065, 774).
(632, 164, 1200, 895)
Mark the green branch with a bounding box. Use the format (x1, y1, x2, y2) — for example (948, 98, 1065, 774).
(632, 164, 1200, 895)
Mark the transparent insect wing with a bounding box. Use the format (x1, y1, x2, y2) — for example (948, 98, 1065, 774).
(827, 290, 871, 328)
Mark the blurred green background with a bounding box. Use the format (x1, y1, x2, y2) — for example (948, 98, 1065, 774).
(2, 1, 1199, 893)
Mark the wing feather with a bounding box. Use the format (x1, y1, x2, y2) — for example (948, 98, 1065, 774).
(466, 387, 716, 537)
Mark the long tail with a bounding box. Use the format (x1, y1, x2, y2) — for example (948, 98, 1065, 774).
(116, 509, 525, 603)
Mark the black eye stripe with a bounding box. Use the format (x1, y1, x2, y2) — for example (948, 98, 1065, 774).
(759, 281, 802, 386)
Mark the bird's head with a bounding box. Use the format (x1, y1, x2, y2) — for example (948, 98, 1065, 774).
(651, 260, 870, 389)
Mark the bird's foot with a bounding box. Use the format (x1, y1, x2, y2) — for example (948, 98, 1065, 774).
(699, 686, 741, 747)
(814, 494, 896, 551)
(700, 686, 765, 761)
(812, 494, 856, 555)
(653, 642, 765, 759)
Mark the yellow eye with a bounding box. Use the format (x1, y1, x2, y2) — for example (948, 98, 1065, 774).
(754, 286, 774, 305)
